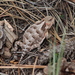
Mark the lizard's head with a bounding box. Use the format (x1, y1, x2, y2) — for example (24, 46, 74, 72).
(42, 16, 55, 30)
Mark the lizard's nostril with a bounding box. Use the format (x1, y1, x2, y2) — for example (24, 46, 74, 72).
(46, 23, 49, 25)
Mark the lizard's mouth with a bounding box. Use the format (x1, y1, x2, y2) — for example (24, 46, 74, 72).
(45, 23, 52, 30)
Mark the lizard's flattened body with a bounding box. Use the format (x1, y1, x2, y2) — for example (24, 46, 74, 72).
(22, 16, 54, 51)
(23, 21, 45, 51)
(13, 16, 54, 63)
(14, 16, 54, 52)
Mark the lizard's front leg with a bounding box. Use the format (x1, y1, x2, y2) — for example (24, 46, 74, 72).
(12, 41, 25, 51)
(12, 41, 27, 63)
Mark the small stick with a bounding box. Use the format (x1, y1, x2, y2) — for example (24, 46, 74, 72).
(0, 65, 46, 69)
(32, 56, 38, 75)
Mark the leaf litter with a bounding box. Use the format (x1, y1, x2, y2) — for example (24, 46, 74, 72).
(0, 0, 75, 75)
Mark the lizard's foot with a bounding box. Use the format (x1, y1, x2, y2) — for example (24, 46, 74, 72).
(11, 41, 24, 51)
(19, 51, 26, 64)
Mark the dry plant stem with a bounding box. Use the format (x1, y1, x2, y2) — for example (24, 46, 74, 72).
(0, 7, 13, 15)
(64, 0, 75, 6)
(49, 10, 64, 33)
(11, 69, 15, 75)
(22, 13, 35, 23)
(32, 56, 38, 75)
(0, 14, 18, 19)
(12, 18, 18, 36)
(23, 1, 45, 17)
(70, 18, 75, 30)
(25, 0, 36, 5)
(53, 28, 62, 42)
(35, 7, 53, 10)
(0, 5, 35, 23)
(0, 4, 39, 21)
(13, 2, 41, 20)
(0, 65, 46, 69)
(11, 2, 31, 24)
(20, 0, 25, 9)
(21, 54, 39, 64)
(11, 2, 22, 34)
(19, 51, 26, 64)
(0, 0, 45, 18)
(17, 9, 35, 23)
(44, 2, 49, 16)
(50, 27, 62, 42)
(21, 68, 26, 75)
(0, 14, 26, 20)
(18, 68, 20, 75)
(68, 37, 75, 42)
(65, 3, 73, 21)
(11, 1, 23, 17)
(0, 7, 26, 20)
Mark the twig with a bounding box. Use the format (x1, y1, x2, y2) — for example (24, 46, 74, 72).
(0, 65, 46, 69)
(0, 7, 13, 15)
(64, 0, 75, 6)
(25, 0, 37, 5)
(32, 56, 38, 75)
(35, 7, 53, 10)
(0, 4, 40, 20)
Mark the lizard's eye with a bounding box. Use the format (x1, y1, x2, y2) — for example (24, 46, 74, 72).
(49, 18, 53, 21)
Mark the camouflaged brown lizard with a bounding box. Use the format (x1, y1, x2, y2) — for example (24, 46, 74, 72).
(13, 16, 55, 63)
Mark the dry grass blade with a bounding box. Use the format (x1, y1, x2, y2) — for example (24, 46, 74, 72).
(11, 2, 31, 24)
(0, 1, 45, 18)
(64, 0, 75, 6)
(65, 2, 73, 21)
(50, 10, 65, 33)
(50, 27, 62, 42)
(32, 56, 38, 75)
(70, 18, 75, 31)
(0, 7, 26, 20)
(0, 0, 15, 1)
(19, 1, 45, 18)
(0, 4, 40, 21)
(0, 14, 26, 20)
(0, 7, 13, 15)
(53, 28, 62, 42)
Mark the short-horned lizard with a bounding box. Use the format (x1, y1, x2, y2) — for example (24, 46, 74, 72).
(13, 16, 55, 63)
